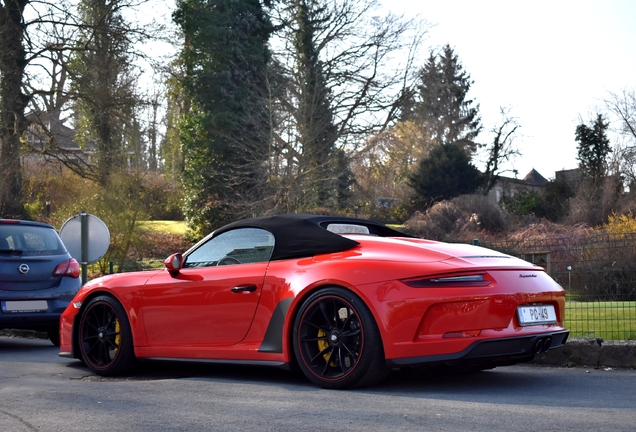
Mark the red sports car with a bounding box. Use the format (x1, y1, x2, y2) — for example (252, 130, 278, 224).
(59, 214, 568, 388)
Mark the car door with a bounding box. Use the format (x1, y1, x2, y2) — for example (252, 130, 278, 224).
(141, 228, 274, 347)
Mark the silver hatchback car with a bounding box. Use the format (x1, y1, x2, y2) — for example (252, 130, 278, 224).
(0, 219, 81, 345)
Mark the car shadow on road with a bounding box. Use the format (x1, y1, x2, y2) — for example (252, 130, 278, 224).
(0, 334, 55, 351)
(67, 358, 311, 386)
(0, 334, 582, 402)
(63, 356, 536, 392)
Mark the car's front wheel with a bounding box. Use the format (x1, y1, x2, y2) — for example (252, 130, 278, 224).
(78, 295, 137, 376)
(293, 287, 388, 389)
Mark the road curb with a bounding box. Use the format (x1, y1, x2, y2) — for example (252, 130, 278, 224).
(533, 338, 636, 369)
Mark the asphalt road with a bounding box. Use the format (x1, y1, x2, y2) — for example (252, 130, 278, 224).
(1, 335, 635, 431)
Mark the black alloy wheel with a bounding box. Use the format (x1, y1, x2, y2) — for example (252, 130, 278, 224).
(293, 287, 388, 389)
(78, 295, 137, 376)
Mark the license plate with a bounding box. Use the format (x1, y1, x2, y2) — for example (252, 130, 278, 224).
(517, 305, 557, 326)
(1, 300, 48, 313)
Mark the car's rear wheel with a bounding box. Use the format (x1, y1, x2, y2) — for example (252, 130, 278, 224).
(78, 295, 137, 376)
(47, 326, 60, 347)
(293, 287, 388, 389)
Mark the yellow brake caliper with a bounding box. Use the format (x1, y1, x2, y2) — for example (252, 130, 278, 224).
(317, 329, 336, 367)
(109, 319, 121, 359)
(114, 319, 121, 348)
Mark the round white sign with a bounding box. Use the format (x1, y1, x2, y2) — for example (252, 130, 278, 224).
(59, 213, 110, 263)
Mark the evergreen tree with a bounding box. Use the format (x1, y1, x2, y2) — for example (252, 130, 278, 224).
(288, 0, 338, 209)
(405, 45, 483, 209)
(540, 179, 574, 222)
(576, 113, 611, 182)
(331, 148, 355, 210)
(573, 114, 615, 226)
(174, 0, 272, 237)
(408, 143, 483, 209)
(410, 45, 481, 154)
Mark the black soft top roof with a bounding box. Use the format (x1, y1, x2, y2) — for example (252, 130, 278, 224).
(213, 214, 408, 261)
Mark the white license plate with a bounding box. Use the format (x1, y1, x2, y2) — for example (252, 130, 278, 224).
(1, 300, 48, 313)
(517, 305, 557, 326)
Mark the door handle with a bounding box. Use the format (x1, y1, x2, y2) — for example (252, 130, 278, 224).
(231, 285, 257, 293)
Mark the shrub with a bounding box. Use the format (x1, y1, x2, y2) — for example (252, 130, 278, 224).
(500, 190, 543, 217)
(50, 174, 151, 275)
(598, 211, 636, 234)
(566, 176, 622, 226)
(403, 194, 506, 241)
(138, 172, 184, 220)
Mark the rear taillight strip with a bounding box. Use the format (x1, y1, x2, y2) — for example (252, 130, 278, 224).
(403, 273, 489, 288)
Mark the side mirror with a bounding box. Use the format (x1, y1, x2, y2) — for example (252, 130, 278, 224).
(164, 253, 183, 277)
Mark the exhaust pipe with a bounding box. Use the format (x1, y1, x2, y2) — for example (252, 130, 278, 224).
(543, 337, 552, 352)
(533, 337, 553, 354)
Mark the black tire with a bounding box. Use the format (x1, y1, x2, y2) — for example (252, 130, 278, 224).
(47, 326, 60, 347)
(78, 295, 137, 376)
(292, 287, 388, 389)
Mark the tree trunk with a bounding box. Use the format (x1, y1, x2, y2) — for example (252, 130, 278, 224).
(0, 1, 29, 218)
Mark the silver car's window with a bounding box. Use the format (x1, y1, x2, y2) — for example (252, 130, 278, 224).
(184, 228, 274, 268)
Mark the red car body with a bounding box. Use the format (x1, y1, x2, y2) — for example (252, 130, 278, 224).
(59, 215, 568, 388)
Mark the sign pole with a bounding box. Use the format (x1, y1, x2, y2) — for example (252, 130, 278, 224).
(80, 211, 88, 285)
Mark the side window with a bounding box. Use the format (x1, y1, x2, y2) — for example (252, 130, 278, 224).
(184, 228, 275, 268)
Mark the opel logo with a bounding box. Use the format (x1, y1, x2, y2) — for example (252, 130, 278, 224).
(18, 264, 30, 274)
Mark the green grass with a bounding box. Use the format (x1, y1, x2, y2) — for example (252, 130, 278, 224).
(565, 300, 636, 340)
(138, 220, 187, 236)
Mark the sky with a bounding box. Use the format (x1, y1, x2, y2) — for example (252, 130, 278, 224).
(380, 0, 636, 180)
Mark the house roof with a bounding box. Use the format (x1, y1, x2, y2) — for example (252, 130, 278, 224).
(522, 169, 548, 186)
(25, 111, 96, 154)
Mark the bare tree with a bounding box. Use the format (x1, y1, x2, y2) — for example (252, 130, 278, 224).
(351, 120, 428, 207)
(606, 88, 636, 185)
(482, 107, 521, 192)
(0, 0, 163, 216)
(69, 0, 158, 185)
(0, 0, 86, 216)
(606, 88, 636, 140)
(268, 0, 428, 212)
(22, 14, 98, 180)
